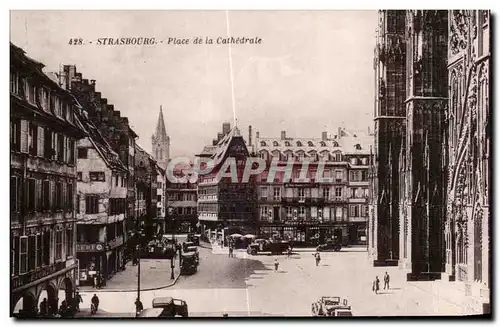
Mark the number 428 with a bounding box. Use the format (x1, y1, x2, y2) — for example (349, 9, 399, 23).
(68, 38, 84, 45)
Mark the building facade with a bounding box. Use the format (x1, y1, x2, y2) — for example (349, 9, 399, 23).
(369, 10, 407, 265)
(197, 125, 257, 241)
(443, 10, 491, 313)
(10, 43, 86, 316)
(155, 165, 167, 235)
(254, 129, 371, 246)
(61, 65, 138, 258)
(74, 109, 128, 285)
(369, 10, 491, 314)
(166, 169, 198, 234)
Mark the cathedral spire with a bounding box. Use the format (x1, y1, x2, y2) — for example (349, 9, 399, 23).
(154, 105, 168, 142)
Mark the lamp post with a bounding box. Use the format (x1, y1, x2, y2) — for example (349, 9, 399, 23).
(136, 244, 141, 317)
(170, 255, 175, 280)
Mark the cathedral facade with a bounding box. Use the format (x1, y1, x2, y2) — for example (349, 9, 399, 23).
(151, 106, 170, 170)
(369, 10, 490, 313)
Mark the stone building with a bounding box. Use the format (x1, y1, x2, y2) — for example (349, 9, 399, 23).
(151, 105, 170, 170)
(134, 144, 159, 240)
(10, 43, 86, 316)
(165, 166, 198, 234)
(73, 108, 128, 285)
(60, 66, 138, 258)
(254, 128, 371, 246)
(369, 10, 407, 265)
(155, 164, 167, 235)
(369, 10, 491, 314)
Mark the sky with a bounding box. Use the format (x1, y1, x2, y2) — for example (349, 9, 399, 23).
(10, 10, 377, 158)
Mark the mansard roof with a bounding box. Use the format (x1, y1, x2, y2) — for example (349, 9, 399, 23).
(74, 107, 128, 173)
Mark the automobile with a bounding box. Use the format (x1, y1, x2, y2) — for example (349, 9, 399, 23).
(311, 296, 352, 317)
(140, 240, 176, 259)
(247, 239, 290, 255)
(181, 252, 198, 275)
(183, 244, 199, 263)
(316, 239, 342, 252)
(137, 297, 189, 318)
(187, 233, 200, 246)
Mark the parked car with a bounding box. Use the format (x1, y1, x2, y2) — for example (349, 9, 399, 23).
(138, 297, 188, 318)
(181, 252, 198, 275)
(316, 239, 342, 252)
(187, 233, 200, 246)
(247, 239, 290, 255)
(311, 296, 352, 317)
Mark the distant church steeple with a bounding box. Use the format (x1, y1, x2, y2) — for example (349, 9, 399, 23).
(152, 105, 170, 169)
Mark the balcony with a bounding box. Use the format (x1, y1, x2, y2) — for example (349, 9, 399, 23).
(12, 261, 68, 290)
(348, 217, 367, 223)
(348, 197, 369, 204)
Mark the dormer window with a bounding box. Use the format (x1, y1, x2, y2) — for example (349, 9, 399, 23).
(260, 141, 267, 147)
(308, 141, 314, 147)
(285, 141, 291, 146)
(320, 141, 326, 147)
(273, 141, 279, 146)
(297, 141, 303, 147)
(332, 141, 339, 147)
(354, 144, 362, 150)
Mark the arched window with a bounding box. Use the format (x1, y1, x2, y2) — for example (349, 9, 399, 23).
(297, 141, 303, 147)
(354, 144, 362, 150)
(284, 151, 293, 160)
(332, 141, 339, 147)
(259, 150, 268, 160)
(308, 141, 314, 147)
(297, 151, 305, 161)
(320, 141, 326, 147)
(273, 141, 279, 146)
(260, 141, 267, 147)
(159, 149, 163, 160)
(285, 141, 291, 146)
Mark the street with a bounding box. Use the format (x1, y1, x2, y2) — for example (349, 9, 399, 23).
(72, 245, 465, 317)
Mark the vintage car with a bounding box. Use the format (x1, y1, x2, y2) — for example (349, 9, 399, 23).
(181, 252, 198, 275)
(183, 243, 199, 263)
(247, 239, 290, 255)
(316, 239, 342, 252)
(140, 240, 176, 259)
(187, 233, 200, 246)
(138, 297, 189, 318)
(311, 296, 352, 317)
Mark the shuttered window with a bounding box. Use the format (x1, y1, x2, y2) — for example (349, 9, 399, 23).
(20, 120, 29, 153)
(19, 236, 28, 274)
(37, 126, 44, 157)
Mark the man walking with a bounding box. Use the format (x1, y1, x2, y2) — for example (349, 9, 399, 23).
(274, 259, 279, 272)
(373, 276, 380, 294)
(384, 272, 390, 290)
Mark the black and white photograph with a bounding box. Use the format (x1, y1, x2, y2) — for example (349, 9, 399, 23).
(8, 8, 492, 318)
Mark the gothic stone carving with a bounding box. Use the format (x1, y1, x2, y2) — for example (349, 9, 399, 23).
(450, 10, 469, 55)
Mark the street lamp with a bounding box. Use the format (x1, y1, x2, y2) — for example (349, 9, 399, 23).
(170, 254, 175, 280)
(136, 244, 141, 317)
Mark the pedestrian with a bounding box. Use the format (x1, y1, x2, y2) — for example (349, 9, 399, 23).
(135, 298, 144, 315)
(274, 258, 279, 272)
(59, 300, 68, 317)
(287, 246, 292, 258)
(384, 271, 390, 290)
(229, 245, 234, 258)
(373, 276, 380, 294)
(93, 275, 98, 289)
(91, 294, 100, 313)
(313, 251, 321, 266)
(74, 292, 83, 312)
(39, 298, 48, 317)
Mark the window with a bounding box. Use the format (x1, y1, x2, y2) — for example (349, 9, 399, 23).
(10, 176, 20, 213)
(361, 171, 367, 181)
(332, 141, 339, 147)
(36, 126, 45, 157)
(364, 188, 369, 198)
(349, 205, 356, 217)
(26, 80, 36, 104)
(260, 187, 268, 200)
(355, 144, 362, 150)
(298, 188, 305, 200)
(62, 101, 68, 119)
(57, 134, 65, 161)
(323, 188, 330, 199)
(273, 141, 279, 146)
(308, 141, 314, 147)
(20, 120, 29, 154)
(350, 188, 356, 198)
(361, 158, 368, 165)
(55, 182, 63, 210)
(285, 141, 291, 146)
(157, 195, 162, 202)
(11, 120, 21, 152)
(19, 236, 28, 274)
(39, 88, 49, 110)
(78, 147, 88, 159)
(260, 141, 267, 146)
(66, 228, 73, 258)
(36, 233, 42, 269)
(26, 178, 36, 212)
(350, 158, 358, 165)
(273, 187, 281, 201)
(297, 152, 305, 160)
(55, 229, 63, 260)
(28, 234, 36, 271)
(43, 231, 50, 265)
(336, 207, 343, 220)
(296, 141, 303, 147)
(12, 235, 19, 275)
(335, 170, 343, 182)
(115, 175, 119, 187)
(67, 183, 73, 210)
(334, 152, 342, 161)
(320, 141, 326, 147)
(35, 180, 42, 211)
(335, 187, 342, 198)
(298, 206, 305, 216)
(85, 195, 99, 214)
(77, 172, 83, 182)
(28, 122, 38, 156)
(68, 139, 75, 164)
(44, 129, 53, 159)
(42, 180, 50, 210)
(89, 172, 105, 182)
(10, 71, 19, 94)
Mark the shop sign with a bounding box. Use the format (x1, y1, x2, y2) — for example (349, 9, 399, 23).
(76, 243, 105, 253)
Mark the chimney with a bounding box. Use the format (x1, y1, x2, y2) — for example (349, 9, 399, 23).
(222, 122, 231, 134)
(280, 131, 286, 140)
(248, 126, 252, 146)
(256, 131, 260, 139)
(217, 133, 223, 142)
(322, 131, 328, 141)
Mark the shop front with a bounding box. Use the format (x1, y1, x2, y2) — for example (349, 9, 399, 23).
(258, 222, 350, 247)
(76, 243, 106, 286)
